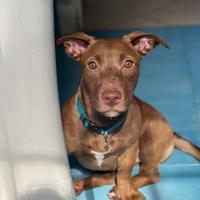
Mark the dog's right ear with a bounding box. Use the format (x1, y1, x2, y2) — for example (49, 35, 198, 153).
(56, 32, 95, 60)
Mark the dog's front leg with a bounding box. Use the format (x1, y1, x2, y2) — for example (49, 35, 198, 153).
(74, 172, 115, 196)
(108, 142, 145, 200)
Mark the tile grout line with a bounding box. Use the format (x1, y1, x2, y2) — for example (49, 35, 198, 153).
(161, 163, 200, 167)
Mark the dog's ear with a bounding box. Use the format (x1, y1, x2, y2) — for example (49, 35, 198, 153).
(56, 32, 95, 60)
(123, 31, 169, 56)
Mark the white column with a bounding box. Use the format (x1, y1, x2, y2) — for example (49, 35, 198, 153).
(0, 0, 75, 199)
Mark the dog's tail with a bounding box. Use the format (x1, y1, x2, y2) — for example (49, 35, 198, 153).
(173, 132, 200, 160)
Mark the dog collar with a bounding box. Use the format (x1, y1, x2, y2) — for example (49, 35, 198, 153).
(77, 98, 126, 141)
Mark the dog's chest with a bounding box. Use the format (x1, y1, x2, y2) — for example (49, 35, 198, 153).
(90, 145, 112, 167)
(88, 144, 140, 169)
(79, 135, 119, 170)
(79, 129, 139, 170)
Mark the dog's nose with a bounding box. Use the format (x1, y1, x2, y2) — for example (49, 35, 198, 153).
(102, 90, 122, 106)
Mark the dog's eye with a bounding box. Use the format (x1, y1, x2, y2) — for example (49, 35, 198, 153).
(124, 60, 133, 68)
(88, 61, 98, 70)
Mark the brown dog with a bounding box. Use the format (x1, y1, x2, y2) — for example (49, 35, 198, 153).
(56, 31, 200, 200)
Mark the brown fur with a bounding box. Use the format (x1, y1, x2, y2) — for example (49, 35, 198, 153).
(57, 31, 200, 200)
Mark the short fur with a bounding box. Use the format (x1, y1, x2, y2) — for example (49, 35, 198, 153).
(57, 31, 200, 200)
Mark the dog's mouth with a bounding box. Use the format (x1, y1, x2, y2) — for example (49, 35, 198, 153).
(93, 103, 129, 119)
(95, 102, 129, 118)
(91, 95, 130, 119)
(94, 105, 128, 119)
(93, 109, 128, 126)
(101, 110, 122, 118)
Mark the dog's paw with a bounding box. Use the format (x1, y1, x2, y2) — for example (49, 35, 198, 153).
(108, 192, 119, 200)
(108, 186, 119, 200)
(108, 186, 146, 200)
(73, 180, 84, 196)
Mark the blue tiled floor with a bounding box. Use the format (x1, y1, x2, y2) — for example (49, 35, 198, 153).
(75, 165, 200, 200)
(56, 26, 200, 200)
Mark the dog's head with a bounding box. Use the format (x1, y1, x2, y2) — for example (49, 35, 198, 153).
(57, 31, 168, 118)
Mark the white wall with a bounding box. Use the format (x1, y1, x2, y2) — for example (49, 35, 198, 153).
(0, 0, 75, 199)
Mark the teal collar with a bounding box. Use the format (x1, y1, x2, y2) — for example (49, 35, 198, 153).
(77, 98, 126, 140)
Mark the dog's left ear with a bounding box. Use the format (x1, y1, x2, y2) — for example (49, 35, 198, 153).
(123, 31, 169, 56)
